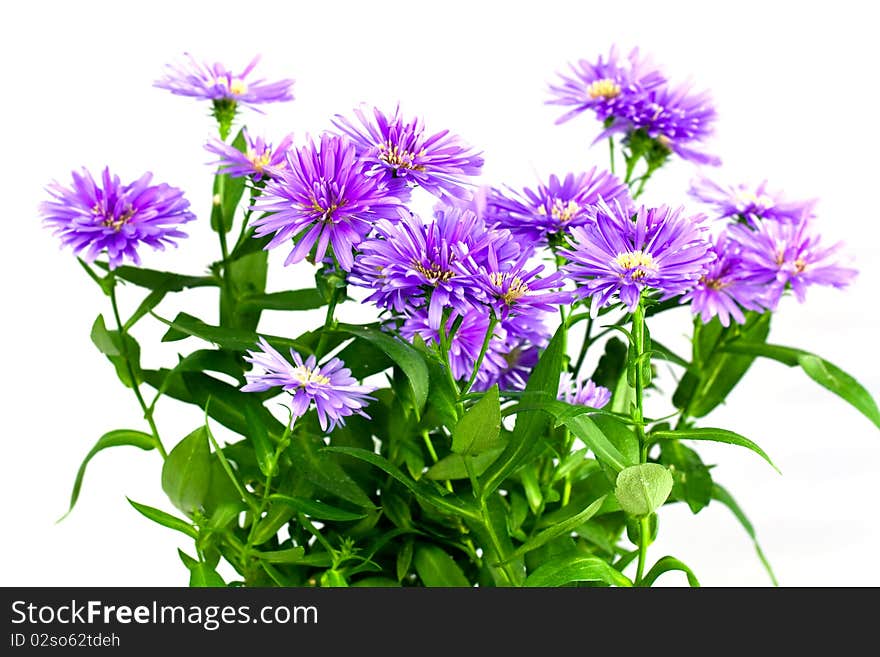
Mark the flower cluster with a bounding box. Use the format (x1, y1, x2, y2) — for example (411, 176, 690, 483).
(205, 129, 294, 181)
(548, 46, 719, 164)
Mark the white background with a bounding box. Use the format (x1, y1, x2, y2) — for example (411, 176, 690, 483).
(2, 0, 877, 587)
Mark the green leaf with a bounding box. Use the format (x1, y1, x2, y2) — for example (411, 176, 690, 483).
(590, 337, 627, 391)
(94, 262, 217, 292)
(563, 414, 631, 473)
(268, 494, 368, 521)
(659, 441, 712, 514)
(127, 498, 197, 539)
(124, 288, 167, 330)
(250, 505, 296, 546)
(289, 434, 374, 508)
(90, 314, 120, 356)
(479, 324, 565, 498)
(256, 547, 307, 564)
(723, 342, 880, 430)
(161, 427, 213, 515)
(452, 385, 502, 454)
(157, 312, 308, 354)
(641, 556, 700, 587)
(413, 545, 470, 587)
(223, 249, 269, 331)
(650, 427, 780, 474)
(179, 550, 226, 587)
(244, 404, 275, 478)
(325, 446, 476, 519)
(60, 429, 155, 521)
(154, 350, 244, 404)
(238, 289, 327, 312)
(352, 577, 401, 587)
(337, 324, 429, 414)
(712, 484, 778, 586)
(502, 496, 606, 563)
(591, 415, 639, 466)
(397, 539, 414, 582)
(524, 555, 633, 587)
(614, 464, 674, 517)
(424, 447, 505, 481)
(674, 312, 772, 417)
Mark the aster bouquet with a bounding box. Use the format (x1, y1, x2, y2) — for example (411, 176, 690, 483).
(45, 50, 877, 588)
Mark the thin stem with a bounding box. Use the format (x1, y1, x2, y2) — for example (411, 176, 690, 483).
(246, 435, 292, 551)
(479, 499, 519, 587)
(608, 137, 616, 175)
(635, 516, 650, 586)
(572, 316, 594, 376)
(461, 313, 498, 396)
(315, 284, 342, 358)
(422, 430, 452, 492)
(108, 277, 167, 459)
(631, 299, 648, 462)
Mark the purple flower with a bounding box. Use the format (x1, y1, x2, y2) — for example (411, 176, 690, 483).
(332, 105, 483, 200)
(561, 200, 714, 315)
(727, 217, 857, 309)
(547, 46, 665, 125)
(470, 248, 573, 320)
(679, 234, 772, 327)
(472, 340, 541, 393)
(558, 372, 611, 409)
(205, 130, 294, 181)
(154, 54, 294, 108)
(251, 134, 401, 271)
(622, 84, 720, 165)
(400, 308, 507, 385)
(242, 338, 376, 432)
(41, 167, 194, 269)
(351, 206, 518, 328)
(487, 169, 632, 244)
(689, 176, 816, 224)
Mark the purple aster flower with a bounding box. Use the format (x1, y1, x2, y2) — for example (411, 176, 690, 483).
(727, 217, 857, 309)
(251, 133, 401, 271)
(622, 84, 720, 165)
(561, 199, 715, 315)
(472, 340, 542, 393)
(155, 53, 294, 108)
(242, 337, 376, 432)
(679, 233, 772, 327)
(350, 206, 518, 328)
(331, 105, 483, 200)
(547, 46, 666, 125)
(400, 307, 507, 385)
(688, 176, 816, 224)
(41, 167, 195, 269)
(205, 129, 294, 181)
(469, 247, 573, 320)
(558, 372, 611, 409)
(487, 169, 632, 244)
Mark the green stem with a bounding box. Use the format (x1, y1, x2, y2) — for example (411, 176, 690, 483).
(245, 435, 292, 551)
(108, 277, 167, 459)
(315, 284, 342, 358)
(571, 316, 594, 376)
(438, 311, 464, 419)
(632, 299, 648, 462)
(608, 137, 616, 175)
(461, 312, 498, 396)
(635, 516, 650, 586)
(479, 499, 519, 587)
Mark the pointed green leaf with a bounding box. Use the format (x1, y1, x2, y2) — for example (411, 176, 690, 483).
(452, 385, 502, 454)
(238, 289, 326, 312)
(179, 550, 226, 587)
(157, 311, 309, 354)
(563, 414, 630, 472)
(127, 498, 197, 539)
(502, 496, 606, 563)
(257, 547, 307, 564)
(424, 447, 505, 481)
(93, 262, 217, 292)
(289, 435, 373, 508)
(60, 430, 155, 521)
(413, 545, 470, 587)
(337, 324, 429, 414)
(712, 483, 778, 586)
(650, 427, 780, 474)
(268, 494, 368, 521)
(162, 427, 213, 515)
(524, 555, 633, 587)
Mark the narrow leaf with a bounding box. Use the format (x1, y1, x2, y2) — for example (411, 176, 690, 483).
(651, 427, 780, 474)
(268, 494, 368, 521)
(503, 496, 606, 563)
(524, 555, 633, 587)
(712, 484, 778, 586)
(127, 498, 197, 539)
(641, 556, 701, 587)
(452, 385, 502, 454)
(413, 545, 470, 587)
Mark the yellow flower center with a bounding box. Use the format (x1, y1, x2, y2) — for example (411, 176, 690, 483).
(703, 277, 728, 291)
(414, 261, 454, 285)
(614, 250, 657, 280)
(490, 272, 530, 304)
(291, 366, 330, 386)
(537, 199, 581, 224)
(735, 190, 773, 208)
(378, 141, 426, 171)
(96, 204, 135, 231)
(247, 149, 272, 173)
(587, 78, 622, 99)
(229, 78, 248, 96)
